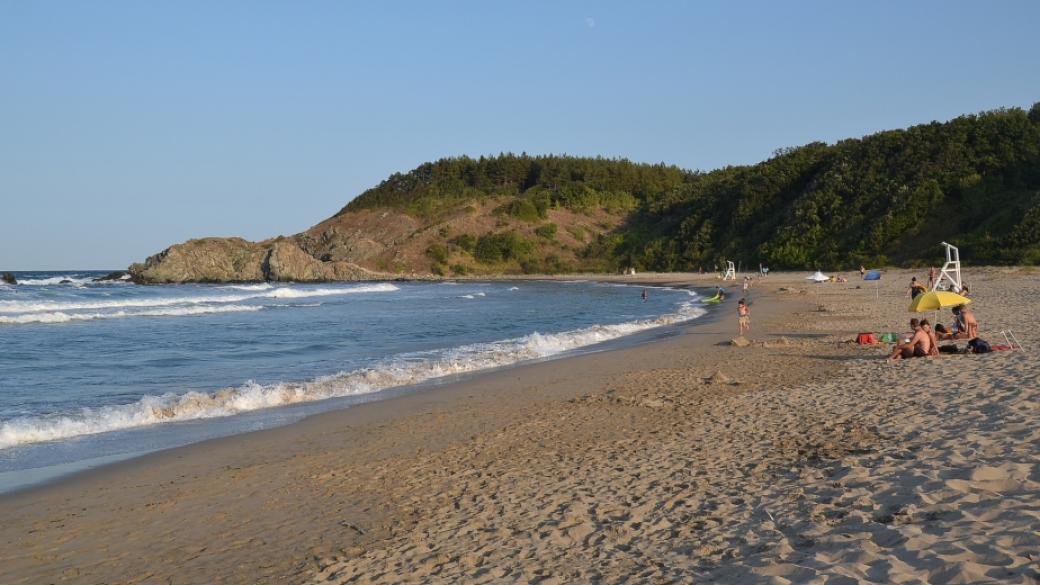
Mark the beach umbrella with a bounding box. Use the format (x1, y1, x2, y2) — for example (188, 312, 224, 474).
(908, 290, 971, 313)
(806, 271, 829, 283)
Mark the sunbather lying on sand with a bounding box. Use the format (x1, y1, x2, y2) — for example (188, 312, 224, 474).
(888, 318, 932, 360)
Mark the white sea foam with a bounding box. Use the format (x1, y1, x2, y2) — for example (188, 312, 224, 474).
(220, 283, 273, 291)
(0, 297, 704, 449)
(14, 275, 95, 286)
(0, 305, 263, 325)
(0, 283, 399, 314)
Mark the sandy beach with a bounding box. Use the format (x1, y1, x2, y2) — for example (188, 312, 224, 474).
(1, 269, 1037, 584)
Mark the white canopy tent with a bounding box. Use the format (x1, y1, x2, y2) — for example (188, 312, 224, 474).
(807, 271, 830, 283)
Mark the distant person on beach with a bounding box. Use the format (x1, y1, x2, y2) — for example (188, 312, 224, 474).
(859, 265, 866, 278)
(928, 266, 937, 289)
(641, 288, 648, 302)
(888, 318, 931, 359)
(742, 276, 750, 293)
(737, 299, 750, 334)
(908, 277, 927, 299)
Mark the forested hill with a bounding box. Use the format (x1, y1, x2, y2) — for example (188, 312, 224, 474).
(341, 103, 1040, 272)
(130, 103, 1040, 282)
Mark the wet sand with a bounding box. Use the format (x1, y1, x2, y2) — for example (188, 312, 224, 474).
(1, 269, 1037, 584)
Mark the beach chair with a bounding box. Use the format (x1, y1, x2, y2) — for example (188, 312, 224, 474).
(999, 329, 1024, 350)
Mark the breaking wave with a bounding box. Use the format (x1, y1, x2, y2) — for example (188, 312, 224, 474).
(13, 275, 97, 286)
(0, 283, 400, 316)
(0, 305, 263, 325)
(0, 297, 704, 449)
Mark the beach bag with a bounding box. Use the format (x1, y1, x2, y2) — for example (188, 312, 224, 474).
(856, 333, 877, 345)
(879, 333, 897, 343)
(968, 338, 991, 354)
(938, 344, 960, 354)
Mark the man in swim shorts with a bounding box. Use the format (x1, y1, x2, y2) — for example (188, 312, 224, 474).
(888, 318, 932, 359)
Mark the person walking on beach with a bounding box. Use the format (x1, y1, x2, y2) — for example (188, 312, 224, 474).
(907, 276, 926, 299)
(737, 298, 750, 335)
(860, 265, 866, 278)
(928, 266, 937, 289)
(742, 276, 750, 294)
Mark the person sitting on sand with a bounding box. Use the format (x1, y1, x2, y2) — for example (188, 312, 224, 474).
(737, 298, 750, 335)
(951, 305, 979, 340)
(907, 276, 927, 299)
(920, 319, 940, 356)
(888, 318, 932, 360)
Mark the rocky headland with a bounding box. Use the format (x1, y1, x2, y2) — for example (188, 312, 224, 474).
(129, 237, 396, 284)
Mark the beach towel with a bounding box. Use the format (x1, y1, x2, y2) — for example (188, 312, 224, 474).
(856, 333, 877, 345)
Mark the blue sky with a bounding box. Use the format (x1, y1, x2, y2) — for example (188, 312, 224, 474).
(2, 1, 1038, 270)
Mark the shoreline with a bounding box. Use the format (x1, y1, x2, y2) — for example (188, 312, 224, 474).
(2, 269, 1036, 584)
(0, 281, 731, 502)
(0, 279, 717, 496)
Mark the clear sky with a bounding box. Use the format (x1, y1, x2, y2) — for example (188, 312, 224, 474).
(2, 1, 1038, 270)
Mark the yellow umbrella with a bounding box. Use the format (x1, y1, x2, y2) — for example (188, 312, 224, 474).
(908, 291, 971, 313)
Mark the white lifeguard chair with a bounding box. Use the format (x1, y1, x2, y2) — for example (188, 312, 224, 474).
(934, 242, 962, 293)
(722, 261, 736, 281)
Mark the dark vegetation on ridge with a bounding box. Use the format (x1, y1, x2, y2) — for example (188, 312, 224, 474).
(342, 103, 1040, 271)
(131, 103, 1040, 282)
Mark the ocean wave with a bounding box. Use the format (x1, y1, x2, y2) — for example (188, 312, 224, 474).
(219, 283, 273, 291)
(14, 275, 96, 286)
(0, 304, 263, 325)
(0, 283, 400, 314)
(0, 298, 704, 449)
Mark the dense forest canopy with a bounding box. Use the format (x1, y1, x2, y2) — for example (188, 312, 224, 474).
(341, 104, 1040, 271)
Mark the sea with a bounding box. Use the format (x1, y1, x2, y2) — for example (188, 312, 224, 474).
(0, 272, 706, 493)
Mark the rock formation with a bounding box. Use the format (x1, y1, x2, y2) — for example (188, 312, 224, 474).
(128, 237, 389, 284)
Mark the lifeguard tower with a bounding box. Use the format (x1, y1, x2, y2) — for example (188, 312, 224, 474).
(933, 241, 962, 293)
(722, 261, 736, 280)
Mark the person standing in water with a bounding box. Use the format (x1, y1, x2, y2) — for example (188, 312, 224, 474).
(641, 288, 648, 302)
(737, 298, 750, 335)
